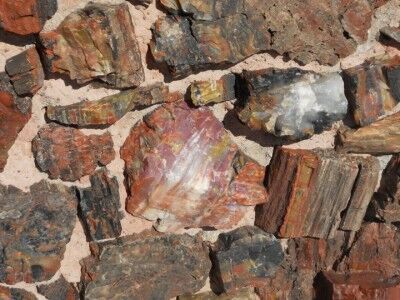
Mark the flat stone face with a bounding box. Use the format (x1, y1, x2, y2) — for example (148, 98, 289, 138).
(120, 101, 267, 231)
(237, 69, 348, 140)
(190, 74, 236, 106)
(40, 3, 144, 89)
(37, 275, 79, 300)
(0, 286, 37, 300)
(0, 180, 77, 284)
(32, 124, 115, 182)
(255, 148, 380, 238)
(80, 232, 211, 300)
(46, 83, 182, 127)
(210, 226, 284, 293)
(0, 0, 57, 35)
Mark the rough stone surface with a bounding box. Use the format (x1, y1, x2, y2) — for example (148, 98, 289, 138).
(0, 180, 77, 284)
(210, 226, 284, 293)
(0, 286, 37, 300)
(128, 0, 153, 7)
(237, 69, 347, 140)
(37, 275, 79, 300)
(32, 123, 115, 182)
(342, 56, 400, 126)
(0, 0, 57, 35)
(80, 232, 211, 300)
(190, 74, 236, 106)
(336, 111, 400, 155)
(78, 169, 122, 241)
(255, 148, 380, 238)
(381, 26, 400, 46)
(179, 288, 258, 300)
(120, 101, 267, 231)
(40, 3, 144, 89)
(46, 83, 182, 127)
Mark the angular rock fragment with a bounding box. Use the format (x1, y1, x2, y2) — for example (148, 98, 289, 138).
(46, 83, 181, 127)
(78, 169, 122, 241)
(179, 288, 258, 300)
(210, 226, 284, 293)
(80, 232, 211, 299)
(40, 3, 144, 89)
(37, 275, 79, 300)
(237, 69, 347, 140)
(0, 286, 37, 300)
(255, 148, 380, 238)
(190, 74, 236, 106)
(336, 111, 400, 154)
(381, 26, 400, 46)
(0, 180, 77, 284)
(342, 56, 400, 126)
(120, 101, 267, 231)
(32, 124, 115, 181)
(0, 0, 57, 35)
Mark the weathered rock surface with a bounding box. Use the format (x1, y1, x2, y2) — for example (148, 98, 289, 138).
(40, 3, 144, 89)
(381, 26, 400, 46)
(128, 0, 153, 8)
(342, 56, 400, 126)
(237, 69, 347, 140)
(210, 226, 284, 293)
(0, 0, 57, 36)
(46, 83, 181, 127)
(120, 101, 267, 231)
(0, 286, 37, 300)
(32, 124, 115, 181)
(0, 180, 77, 284)
(336, 111, 400, 154)
(179, 288, 258, 300)
(190, 74, 236, 106)
(78, 169, 122, 241)
(255, 148, 380, 238)
(37, 275, 79, 300)
(80, 232, 211, 300)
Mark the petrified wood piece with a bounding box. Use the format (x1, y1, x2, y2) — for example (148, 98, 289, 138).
(37, 275, 79, 300)
(0, 286, 37, 300)
(190, 74, 236, 106)
(381, 26, 400, 46)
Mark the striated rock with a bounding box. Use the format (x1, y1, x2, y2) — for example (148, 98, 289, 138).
(32, 124, 115, 181)
(40, 3, 144, 89)
(179, 288, 258, 300)
(381, 26, 400, 46)
(120, 101, 267, 231)
(342, 56, 400, 126)
(210, 226, 284, 293)
(190, 74, 236, 106)
(0, 180, 77, 284)
(46, 83, 181, 127)
(37, 275, 79, 300)
(336, 111, 400, 155)
(0, 286, 37, 300)
(78, 169, 122, 241)
(255, 148, 380, 238)
(237, 69, 347, 140)
(80, 232, 211, 299)
(0, 0, 57, 36)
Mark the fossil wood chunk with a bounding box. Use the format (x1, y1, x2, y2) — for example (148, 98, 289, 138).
(46, 83, 182, 127)
(336, 111, 400, 155)
(80, 232, 211, 300)
(237, 69, 347, 140)
(40, 3, 144, 89)
(190, 74, 236, 106)
(381, 26, 400, 46)
(0, 286, 37, 300)
(255, 148, 380, 238)
(178, 288, 258, 300)
(0, 180, 77, 284)
(37, 275, 79, 300)
(32, 124, 115, 181)
(120, 101, 267, 231)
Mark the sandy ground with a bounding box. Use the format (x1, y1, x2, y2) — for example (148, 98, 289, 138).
(0, 0, 400, 298)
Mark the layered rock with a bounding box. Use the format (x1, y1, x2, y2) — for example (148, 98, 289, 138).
(179, 288, 258, 300)
(381, 26, 400, 46)
(0, 286, 37, 300)
(32, 124, 115, 181)
(46, 83, 181, 127)
(120, 101, 267, 231)
(80, 232, 211, 299)
(190, 74, 236, 106)
(77, 169, 122, 241)
(0, 0, 57, 35)
(342, 56, 400, 126)
(37, 275, 79, 300)
(255, 148, 380, 238)
(210, 226, 284, 293)
(0, 180, 77, 284)
(40, 3, 144, 89)
(237, 69, 347, 140)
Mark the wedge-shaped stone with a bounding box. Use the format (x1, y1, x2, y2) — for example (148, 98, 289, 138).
(381, 26, 400, 46)
(40, 3, 144, 89)
(0, 286, 37, 300)
(237, 69, 347, 140)
(32, 124, 115, 181)
(0, 180, 77, 284)
(179, 288, 258, 300)
(255, 148, 380, 238)
(37, 275, 79, 300)
(120, 101, 267, 231)
(46, 83, 181, 127)
(190, 74, 236, 106)
(80, 232, 211, 300)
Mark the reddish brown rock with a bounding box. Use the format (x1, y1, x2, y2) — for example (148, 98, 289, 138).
(255, 148, 380, 238)
(0, 286, 37, 300)
(120, 101, 267, 231)
(37, 275, 79, 300)
(40, 3, 144, 89)
(32, 124, 115, 182)
(190, 74, 236, 106)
